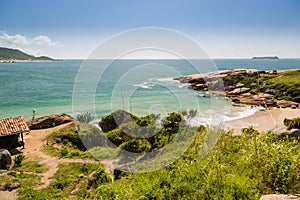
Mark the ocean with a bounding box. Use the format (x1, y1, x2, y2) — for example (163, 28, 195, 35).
(1, 59, 300, 125)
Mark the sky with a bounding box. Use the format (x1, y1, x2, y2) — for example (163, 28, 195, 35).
(0, 0, 300, 59)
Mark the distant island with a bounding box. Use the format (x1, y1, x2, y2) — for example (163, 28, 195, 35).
(252, 56, 279, 59)
(0, 47, 57, 62)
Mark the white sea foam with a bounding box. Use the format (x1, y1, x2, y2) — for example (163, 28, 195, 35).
(224, 106, 261, 122)
(187, 105, 262, 127)
(133, 82, 154, 89)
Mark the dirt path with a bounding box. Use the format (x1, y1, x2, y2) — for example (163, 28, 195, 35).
(22, 122, 101, 189)
(0, 122, 115, 199)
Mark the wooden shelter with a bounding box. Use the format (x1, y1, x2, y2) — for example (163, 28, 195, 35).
(0, 116, 29, 149)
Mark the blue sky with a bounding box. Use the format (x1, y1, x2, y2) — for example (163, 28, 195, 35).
(0, 0, 300, 58)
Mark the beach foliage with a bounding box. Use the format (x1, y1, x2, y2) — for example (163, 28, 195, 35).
(284, 117, 300, 130)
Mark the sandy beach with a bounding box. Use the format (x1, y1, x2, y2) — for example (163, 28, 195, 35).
(224, 108, 300, 134)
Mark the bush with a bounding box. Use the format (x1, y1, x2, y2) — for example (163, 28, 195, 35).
(13, 154, 25, 167)
(119, 139, 151, 153)
(76, 112, 94, 123)
(284, 117, 300, 130)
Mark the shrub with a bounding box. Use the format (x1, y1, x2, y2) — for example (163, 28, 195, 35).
(119, 139, 151, 153)
(76, 112, 94, 123)
(284, 117, 300, 130)
(13, 154, 25, 167)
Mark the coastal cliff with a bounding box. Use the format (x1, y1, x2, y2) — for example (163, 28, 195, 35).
(175, 69, 300, 109)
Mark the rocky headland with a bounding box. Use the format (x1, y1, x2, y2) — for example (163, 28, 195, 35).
(174, 68, 300, 109)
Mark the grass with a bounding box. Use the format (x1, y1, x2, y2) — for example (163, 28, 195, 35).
(12, 159, 48, 173)
(18, 162, 109, 200)
(42, 123, 94, 159)
(224, 70, 300, 103)
(3, 114, 300, 199)
(87, 129, 300, 199)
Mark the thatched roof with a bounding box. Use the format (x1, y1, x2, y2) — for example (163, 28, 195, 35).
(0, 116, 29, 136)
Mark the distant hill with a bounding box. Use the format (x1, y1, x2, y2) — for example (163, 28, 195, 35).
(0, 47, 55, 61)
(252, 56, 279, 59)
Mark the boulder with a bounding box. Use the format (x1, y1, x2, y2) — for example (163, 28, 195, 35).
(229, 87, 250, 95)
(0, 149, 11, 170)
(6, 182, 20, 191)
(87, 171, 96, 189)
(235, 82, 245, 88)
(279, 129, 300, 141)
(265, 89, 281, 95)
(277, 100, 299, 108)
(27, 114, 74, 130)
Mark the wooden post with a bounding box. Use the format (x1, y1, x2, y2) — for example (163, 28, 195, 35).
(21, 132, 24, 149)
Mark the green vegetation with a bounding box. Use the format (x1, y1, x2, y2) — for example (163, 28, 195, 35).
(284, 117, 300, 130)
(2, 110, 300, 199)
(13, 154, 25, 167)
(43, 123, 93, 159)
(224, 70, 300, 103)
(223, 73, 259, 88)
(264, 70, 300, 102)
(0, 47, 55, 61)
(86, 129, 300, 199)
(12, 160, 48, 173)
(0, 160, 47, 195)
(18, 162, 108, 199)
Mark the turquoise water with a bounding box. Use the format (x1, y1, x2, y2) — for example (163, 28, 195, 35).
(1, 59, 300, 123)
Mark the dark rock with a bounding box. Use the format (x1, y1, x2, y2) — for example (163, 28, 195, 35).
(279, 129, 300, 141)
(232, 98, 241, 103)
(6, 182, 20, 191)
(27, 114, 74, 130)
(87, 171, 96, 189)
(0, 149, 11, 170)
(265, 89, 281, 95)
(291, 105, 297, 109)
(225, 85, 235, 91)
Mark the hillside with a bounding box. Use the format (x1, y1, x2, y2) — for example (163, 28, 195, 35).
(0, 47, 55, 61)
(1, 112, 300, 199)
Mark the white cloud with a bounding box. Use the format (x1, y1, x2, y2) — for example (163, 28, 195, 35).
(0, 33, 29, 45)
(32, 35, 57, 46)
(0, 32, 57, 46)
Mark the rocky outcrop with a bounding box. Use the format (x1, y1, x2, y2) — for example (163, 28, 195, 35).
(0, 149, 11, 170)
(174, 69, 300, 109)
(27, 114, 74, 130)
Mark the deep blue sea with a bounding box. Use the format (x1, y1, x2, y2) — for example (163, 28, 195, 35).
(1, 59, 300, 125)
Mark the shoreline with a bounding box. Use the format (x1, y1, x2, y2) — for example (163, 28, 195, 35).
(224, 107, 300, 134)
